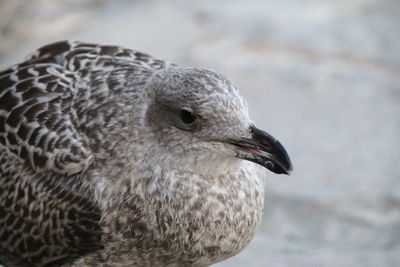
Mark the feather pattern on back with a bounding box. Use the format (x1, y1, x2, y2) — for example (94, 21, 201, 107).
(0, 40, 166, 266)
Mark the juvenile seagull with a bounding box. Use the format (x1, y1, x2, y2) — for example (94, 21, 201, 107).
(0, 41, 292, 267)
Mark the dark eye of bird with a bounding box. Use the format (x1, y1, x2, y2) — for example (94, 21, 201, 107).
(179, 109, 196, 124)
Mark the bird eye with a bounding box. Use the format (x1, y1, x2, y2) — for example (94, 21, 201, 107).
(179, 108, 196, 124)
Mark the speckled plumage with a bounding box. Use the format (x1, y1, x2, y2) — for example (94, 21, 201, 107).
(0, 41, 291, 267)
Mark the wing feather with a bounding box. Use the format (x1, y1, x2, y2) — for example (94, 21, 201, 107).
(0, 63, 91, 176)
(24, 40, 169, 71)
(0, 40, 166, 266)
(0, 150, 102, 266)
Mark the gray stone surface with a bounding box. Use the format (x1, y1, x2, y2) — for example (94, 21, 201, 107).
(0, 0, 399, 266)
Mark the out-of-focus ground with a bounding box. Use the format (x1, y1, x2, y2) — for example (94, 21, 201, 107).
(1, 0, 399, 266)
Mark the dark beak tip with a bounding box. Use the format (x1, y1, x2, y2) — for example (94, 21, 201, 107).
(249, 125, 293, 175)
(231, 125, 293, 175)
(285, 165, 294, 175)
(267, 140, 292, 175)
(283, 158, 294, 175)
(268, 161, 293, 175)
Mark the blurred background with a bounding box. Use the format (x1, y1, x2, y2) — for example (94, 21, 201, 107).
(1, 0, 399, 266)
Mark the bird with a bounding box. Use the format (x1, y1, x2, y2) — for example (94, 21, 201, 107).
(0, 41, 292, 267)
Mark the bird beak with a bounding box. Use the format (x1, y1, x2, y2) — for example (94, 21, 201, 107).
(229, 125, 293, 175)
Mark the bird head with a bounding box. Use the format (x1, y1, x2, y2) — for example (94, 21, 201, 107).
(143, 67, 292, 175)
